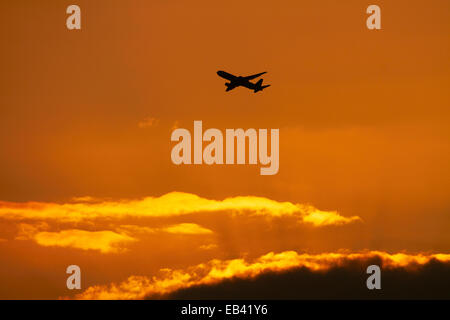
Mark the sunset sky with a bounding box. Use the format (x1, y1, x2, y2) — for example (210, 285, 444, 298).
(0, 0, 449, 299)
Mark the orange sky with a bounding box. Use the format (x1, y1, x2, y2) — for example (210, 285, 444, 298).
(0, 0, 449, 299)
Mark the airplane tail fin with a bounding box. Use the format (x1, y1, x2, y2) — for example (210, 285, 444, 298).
(254, 79, 270, 93)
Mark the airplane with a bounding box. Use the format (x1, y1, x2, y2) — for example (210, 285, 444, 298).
(217, 70, 270, 93)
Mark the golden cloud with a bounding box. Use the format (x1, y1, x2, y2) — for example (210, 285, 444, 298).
(15, 222, 50, 240)
(0, 192, 360, 227)
(32, 229, 135, 253)
(13, 222, 213, 253)
(162, 223, 213, 235)
(117, 223, 213, 235)
(302, 208, 361, 226)
(199, 244, 218, 250)
(74, 250, 450, 299)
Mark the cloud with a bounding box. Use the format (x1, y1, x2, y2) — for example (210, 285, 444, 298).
(74, 250, 450, 299)
(31, 229, 136, 253)
(162, 223, 213, 235)
(169, 258, 450, 300)
(3, 193, 359, 254)
(0, 192, 360, 227)
(302, 208, 361, 226)
(15, 222, 50, 240)
(13, 221, 213, 252)
(70, 196, 101, 202)
(199, 244, 218, 250)
(117, 223, 213, 236)
(116, 225, 157, 235)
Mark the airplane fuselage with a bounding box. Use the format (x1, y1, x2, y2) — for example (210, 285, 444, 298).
(217, 70, 270, 93)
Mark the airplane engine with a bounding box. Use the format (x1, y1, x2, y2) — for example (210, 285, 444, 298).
(225, 82, 235, 91)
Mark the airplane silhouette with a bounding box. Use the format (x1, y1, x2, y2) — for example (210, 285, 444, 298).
(217, 70, 270, 93)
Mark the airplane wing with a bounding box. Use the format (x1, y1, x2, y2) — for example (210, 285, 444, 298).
(243, 72, 266, 80)
(241, 81, 256, 90)
(217, 71, 237, 81)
